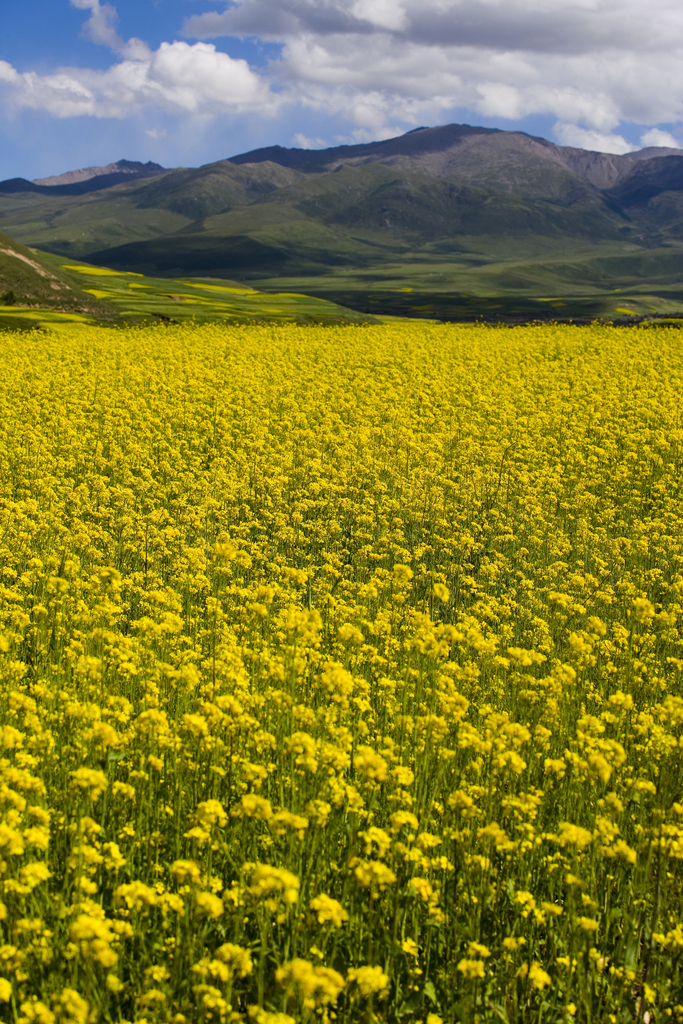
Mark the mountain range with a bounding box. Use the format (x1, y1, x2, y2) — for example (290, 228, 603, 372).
(3, 123, 683, 320)
(0, 160, 166, 197)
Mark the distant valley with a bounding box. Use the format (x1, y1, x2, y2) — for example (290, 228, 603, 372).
(3, 123, 683, 321)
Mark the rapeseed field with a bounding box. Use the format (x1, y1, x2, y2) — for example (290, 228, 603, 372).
(0, 321, 681, 1024)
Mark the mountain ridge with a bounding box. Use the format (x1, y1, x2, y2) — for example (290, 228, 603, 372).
(228, 124, 683, 190)
(0, 160, 167, 197)
(5, 125, 683, 201)
(33, 159, 167, 187)
(3, 122, 683, 322)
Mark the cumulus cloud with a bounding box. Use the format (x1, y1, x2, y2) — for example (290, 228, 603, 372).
(292, 133, 328, 148)
(0, 42, 276, 119)
(553, 122, 636, 155)
(0, 59, 97, 117)
(350, 0, 408, 32)
(183, 0, 683, 147)
(0, 1, 276, 122)
(3, 0, 683, 153)
(184, 0, 683, 56)
(70, 0, 151, 59)
(640, 127, 681, 149)
(71, 0, 124, 49)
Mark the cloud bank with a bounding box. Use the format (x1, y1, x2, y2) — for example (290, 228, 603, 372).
(0, 0, 275, 121)
(184, 0, 683, 149)
(1, 0, 682, 156)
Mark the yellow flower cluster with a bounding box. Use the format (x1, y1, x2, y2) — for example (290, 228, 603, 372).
(0, 321, 682, 1022)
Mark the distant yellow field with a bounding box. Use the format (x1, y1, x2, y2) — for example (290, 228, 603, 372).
(0, 322, 682, 1023)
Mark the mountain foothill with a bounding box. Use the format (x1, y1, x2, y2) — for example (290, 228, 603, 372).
(3, 123, 683, 321)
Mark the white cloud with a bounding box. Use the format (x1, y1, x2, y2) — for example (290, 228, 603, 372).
(71, 0, 125, 50)
(182, 0, 683, 146)
(0, 61, 20, 86)
(184, 0, 683, 56)
(3, 0, 683, 154)
(640, 127, 681, 149)
(350, 0, 407, 32)
(347, 124, 407, 142)
(0, 61, 96, 117)
(69, 0, 151, 58)
(292, 132, 328, 148)
(0, 0, 276, 122)
(553, 122, 636, 155)
(0, 42, 276, 119)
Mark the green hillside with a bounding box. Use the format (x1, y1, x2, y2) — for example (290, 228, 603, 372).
(0, 229, 120, 329)
(0, 158, 630, 270)
(251, 234, 683, 322)
(3, 123, 683, 321)
(47, 256, 381, 325)
(0, 160, 307, 261)
(0, 244, 382, 330)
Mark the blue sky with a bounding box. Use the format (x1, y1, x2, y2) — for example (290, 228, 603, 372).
(2, 0, 683, 181)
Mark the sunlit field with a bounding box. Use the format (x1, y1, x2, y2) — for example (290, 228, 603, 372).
(0, 322, 682, 1024)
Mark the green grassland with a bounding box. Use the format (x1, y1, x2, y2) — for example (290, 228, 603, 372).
(248, 236, 683, 322)
(0, 249, 383, 331)
(0, 161, 306, 262)
(4, 241, 682, 329)
(4, 136, 683, 323)
(49, 256, 381, 325)
(0, 229, 118, 325)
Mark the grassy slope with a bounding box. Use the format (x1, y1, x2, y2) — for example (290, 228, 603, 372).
(0, 161, 306, 260)
(252, 238, 683, 322)
(0, 229, 121, 329)
(52, 256, 382, 325)
(78, 166, 683, 319)
(66, 164, 633, 288)
(0, 186, 193, 260)
(3, 140, 683, 321)
(0, 249, 382, 330)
